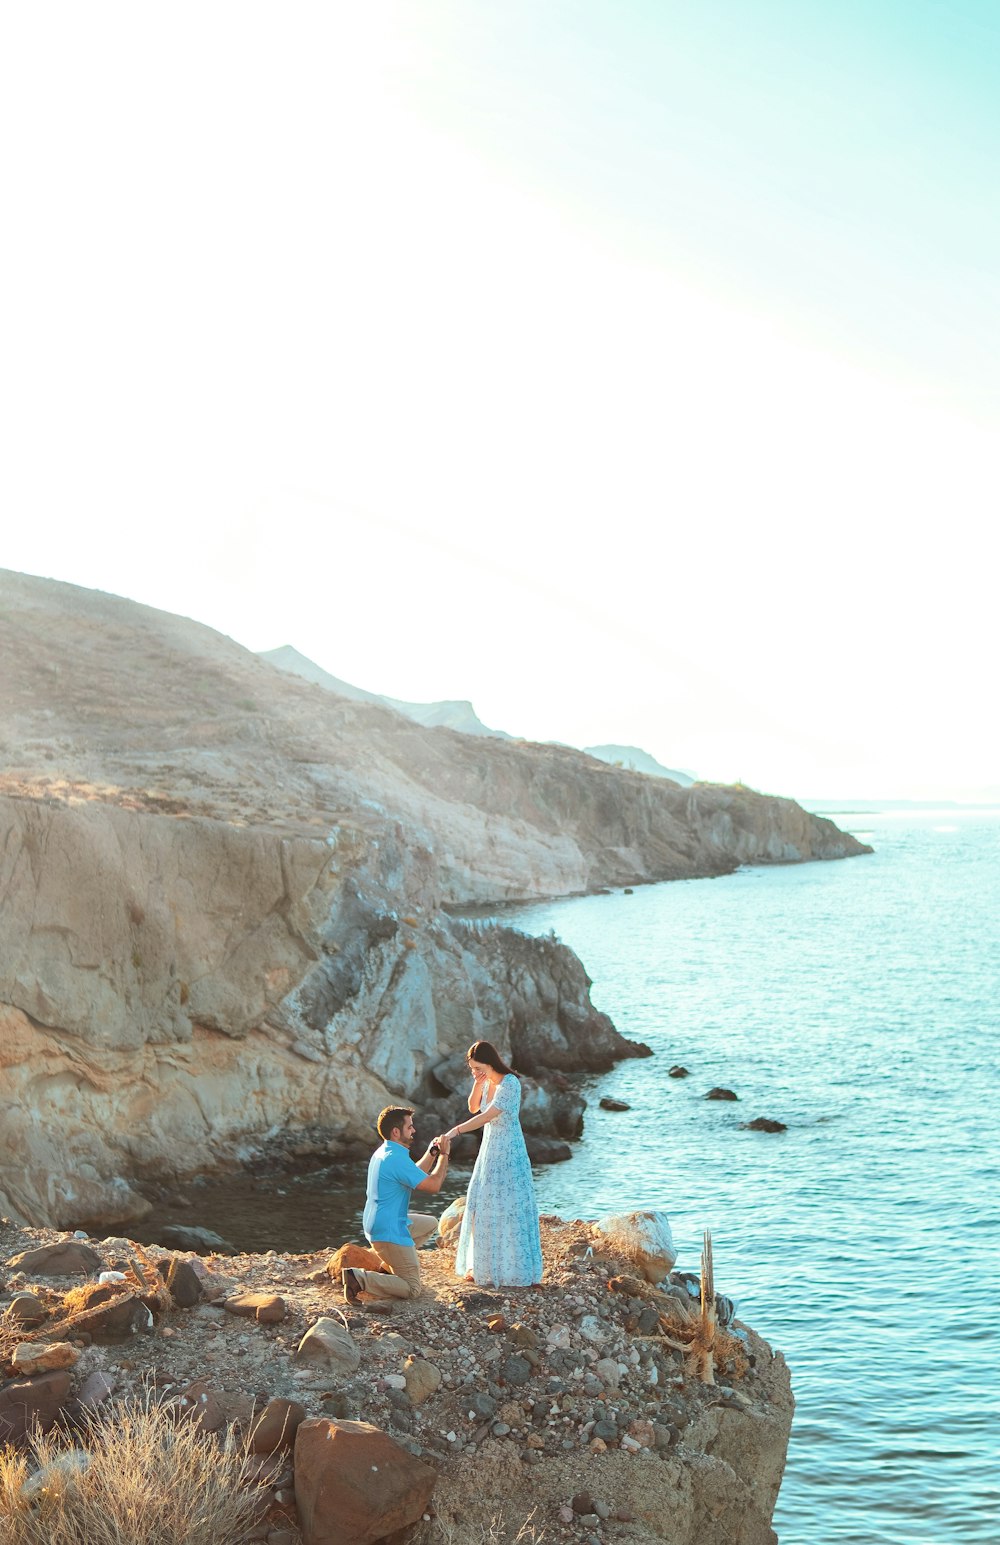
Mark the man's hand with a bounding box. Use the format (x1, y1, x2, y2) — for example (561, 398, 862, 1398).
(436, 1135, 452, 1156)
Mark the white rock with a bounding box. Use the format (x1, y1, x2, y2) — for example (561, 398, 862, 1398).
(593, 1209, 677, 1283)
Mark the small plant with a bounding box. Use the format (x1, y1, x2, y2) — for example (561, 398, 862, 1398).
(0, 1389, 262, 1545)
(428, 1509, 547, 1544)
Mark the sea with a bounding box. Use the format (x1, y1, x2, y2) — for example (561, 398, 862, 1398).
(150, 808, 1000, 1544)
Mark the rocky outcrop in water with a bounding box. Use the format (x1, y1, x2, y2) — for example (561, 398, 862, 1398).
(0, 569, 870, 1229)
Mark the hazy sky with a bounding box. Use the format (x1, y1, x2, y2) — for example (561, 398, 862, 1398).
(4, 2, 998, 799)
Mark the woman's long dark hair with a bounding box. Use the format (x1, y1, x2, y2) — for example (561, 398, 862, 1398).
(467, 1039, 515, 1078)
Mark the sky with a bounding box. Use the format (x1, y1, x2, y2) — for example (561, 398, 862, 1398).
(3, 1, 998, 801)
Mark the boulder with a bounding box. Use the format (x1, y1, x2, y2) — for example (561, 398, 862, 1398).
(705, 1088, 738, 1101)
(76, 1370, 115, 1410)
(599, 1097, 630, 1111)
(0, 1369, 73, 1443)
(524, 1137, 572, 1164)
(403, 1356, 441, 1405)
(155, 1225, 236, 1255)
(59, 1282, 151, 1337)
(593, 1209, 677, 1283)
(224, 1292, 286, 1324)
(10, 1342, 80, 1376)
(157, 1256, 203, 1307)
(435, 1195, 465, 1251)
(176, 1379, 226, 1433)
(293, 1418, 437, 1545)
(250, 1397, 307, 1454)
(7, 1292, 46, 1326)
(294, 1317, 360, 1377)
(668, 1066, 689, 1078)
(741, 1117, 787, 1133)
(6, 1241, 101, 1276)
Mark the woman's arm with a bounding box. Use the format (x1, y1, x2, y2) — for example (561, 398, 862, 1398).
(446, 1105, 501, 1140)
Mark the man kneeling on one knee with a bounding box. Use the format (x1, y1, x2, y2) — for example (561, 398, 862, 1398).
(344, 1107, 451, 1303)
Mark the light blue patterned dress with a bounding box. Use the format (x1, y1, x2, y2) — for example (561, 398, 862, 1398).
(455, 1074, 543, 1287)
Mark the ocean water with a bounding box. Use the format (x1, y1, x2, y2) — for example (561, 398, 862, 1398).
(511, 809, 1000, 1545)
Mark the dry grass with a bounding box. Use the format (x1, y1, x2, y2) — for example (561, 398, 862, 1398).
(426, 1508, 547, 1544)
(0, 1390, 263, 1545)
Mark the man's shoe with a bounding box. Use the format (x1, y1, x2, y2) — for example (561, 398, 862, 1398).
(343, 1267, 363, 1304)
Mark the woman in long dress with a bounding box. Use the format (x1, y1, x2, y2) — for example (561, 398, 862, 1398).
(443, 1040, 543, 1287)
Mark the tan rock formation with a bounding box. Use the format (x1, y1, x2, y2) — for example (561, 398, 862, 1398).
(0, 568, 870, 1229)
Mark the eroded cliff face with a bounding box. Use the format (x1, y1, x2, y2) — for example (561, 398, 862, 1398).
(0, 793, 631, 1229)
(0, 570, 869, 1229)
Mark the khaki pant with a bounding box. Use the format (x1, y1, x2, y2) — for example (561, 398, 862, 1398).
(354, 1213, 437, 1300)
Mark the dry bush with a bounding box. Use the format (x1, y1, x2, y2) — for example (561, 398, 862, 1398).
(422, 1509, 546, 1544)
(0, 1391, 262, 1545)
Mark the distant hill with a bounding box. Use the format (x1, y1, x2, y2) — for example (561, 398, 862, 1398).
(585, 744, 695, 785)
(260, 645, 511, 739)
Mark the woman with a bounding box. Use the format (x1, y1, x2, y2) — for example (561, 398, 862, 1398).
(441, 1040, 543, 1287)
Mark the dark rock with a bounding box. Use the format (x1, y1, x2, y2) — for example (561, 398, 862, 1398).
(177, 1379, 226, 1433)
(250, 1397, 307, 1454)
(498, 1355, 532, 1387)
(668, 1065, 689, 1078)
(592, 1419, 619, 1441)
(155, 1225, 236, 1255)
(157, 1257, 202, 1307)
(705, 1087, 738, 1101)
(465, 1392, 497, 1420)
(599, 1097, 630, 1112)
(0, 1370, 73, 1443)
(740, 1116, 787, 1132)
(7, 1293, 46, 1326)
(572, 1491, 597, 1514)
(524, 1137, 572, 1164)
(637, 1306, 661, 1334)
(623, 887, 634, 894)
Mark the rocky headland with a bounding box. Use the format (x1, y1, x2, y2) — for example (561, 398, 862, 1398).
(0, 1212, 793, 1545)
(0, 568, 870, 1230)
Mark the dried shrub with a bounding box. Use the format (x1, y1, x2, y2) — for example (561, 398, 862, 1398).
(0, 1390, 262, 1545)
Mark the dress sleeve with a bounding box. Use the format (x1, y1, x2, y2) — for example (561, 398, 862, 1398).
(490, 1074, 521, 1114)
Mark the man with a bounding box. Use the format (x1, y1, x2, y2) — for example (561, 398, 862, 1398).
(343, 1106, 451, 1303)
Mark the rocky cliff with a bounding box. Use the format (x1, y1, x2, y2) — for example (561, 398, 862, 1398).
(0, 569, 870, 1229)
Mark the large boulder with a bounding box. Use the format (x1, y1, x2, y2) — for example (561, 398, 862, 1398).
(0, 1370, 74, 1443)
(294, 1317, 360, 1378)
(6, 1241, 101, 1276)
(293, 1418, 437, 1545)
(593, 1209, 678, 1283)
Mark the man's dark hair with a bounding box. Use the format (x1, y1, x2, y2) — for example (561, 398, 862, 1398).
(377, 1106, 414, 1141)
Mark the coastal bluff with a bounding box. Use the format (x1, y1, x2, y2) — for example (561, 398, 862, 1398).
(0, 1214, 794, 1545)
(0, 569, 870, 1230)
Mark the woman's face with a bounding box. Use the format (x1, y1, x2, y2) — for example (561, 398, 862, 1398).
(468, 1057, 493, 1080)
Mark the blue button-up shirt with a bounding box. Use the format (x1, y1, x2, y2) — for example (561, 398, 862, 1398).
(363, 1140, 427, 1246)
